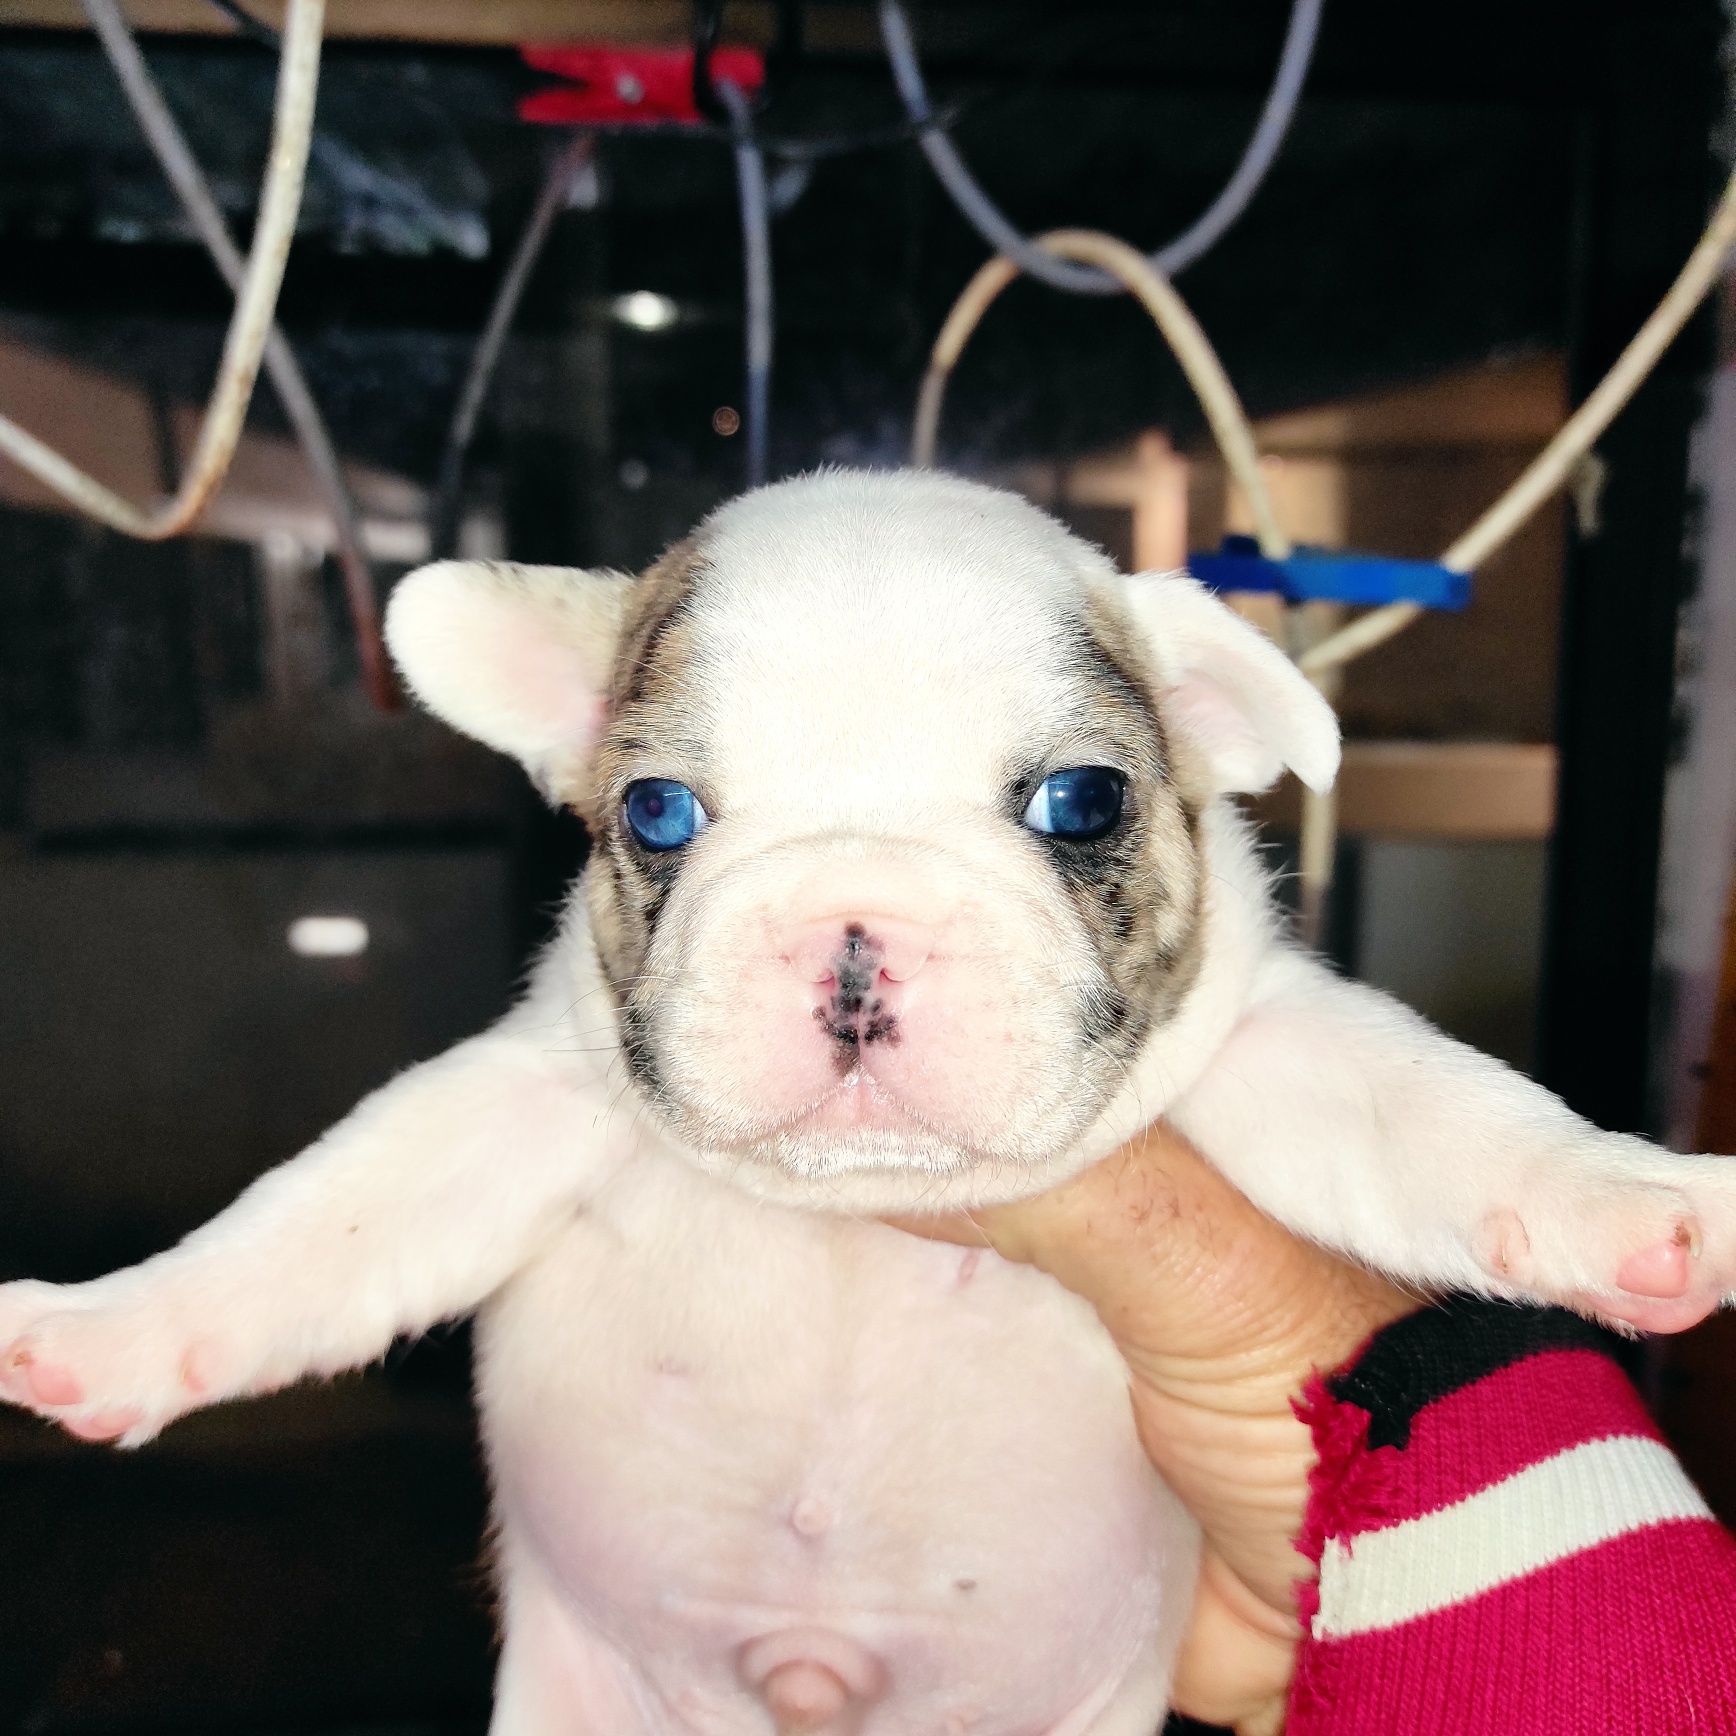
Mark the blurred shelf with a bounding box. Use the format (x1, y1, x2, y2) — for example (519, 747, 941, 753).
(1254, 740, 1557, 842)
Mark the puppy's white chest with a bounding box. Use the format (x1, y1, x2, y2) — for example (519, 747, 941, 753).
(475, 1149, 1196, 1733)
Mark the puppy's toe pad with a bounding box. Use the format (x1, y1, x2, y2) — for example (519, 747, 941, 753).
(1616, 1226, 1697, 1300)
(62, 1406, 144, 1443)
(9, 1350, 84, 1408)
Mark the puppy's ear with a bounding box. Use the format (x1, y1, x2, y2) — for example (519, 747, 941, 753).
(385, 561, 629, 778)
(1117, 572, 1341, 795)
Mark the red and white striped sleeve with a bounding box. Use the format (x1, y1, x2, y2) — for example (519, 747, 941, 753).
(1286, 1299, 1736, 1733)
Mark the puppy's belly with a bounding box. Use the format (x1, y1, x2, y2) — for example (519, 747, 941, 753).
(477, 1150, 1197, 1733)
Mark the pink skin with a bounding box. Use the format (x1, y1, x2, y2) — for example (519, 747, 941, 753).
(761, 1660, 850, 1732)
(737, 1628, 887, 1733)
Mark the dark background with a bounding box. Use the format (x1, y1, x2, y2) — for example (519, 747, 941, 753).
(0, 2, 1725, 1731)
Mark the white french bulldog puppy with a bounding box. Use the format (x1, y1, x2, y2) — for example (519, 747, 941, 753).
(3, 469, 1732, 1734)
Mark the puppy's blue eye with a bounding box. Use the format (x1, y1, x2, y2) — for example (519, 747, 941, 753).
(623, 778, 708, 851)
(1023, 766, 1126, 842)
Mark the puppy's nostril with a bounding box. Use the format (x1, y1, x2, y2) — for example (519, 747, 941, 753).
(781, 943, 840, 985)
(878, 950, 929, 985)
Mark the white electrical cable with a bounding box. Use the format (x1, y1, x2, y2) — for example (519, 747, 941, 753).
(912, 227, 1287, 553)
(1302, 162, 1736, 678)
(0, 0, 325, 541)
(879, 0, 1324, 292)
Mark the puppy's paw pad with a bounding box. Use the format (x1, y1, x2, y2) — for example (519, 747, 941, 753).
(0, 1282, 72, 1396)
(1575, 1291, 1718, 1335)
(1475, 1209, 1531, 1281)
(6, 1349, 85, 1408)
(0, 1302, 206, 1430)
(61, 1406, 144, 1444)
(179, 1343, 217, 1396)
(1615, 1223, 1698, 1299)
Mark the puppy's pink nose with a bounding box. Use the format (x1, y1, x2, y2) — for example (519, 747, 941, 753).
(781, 917, 933, 987)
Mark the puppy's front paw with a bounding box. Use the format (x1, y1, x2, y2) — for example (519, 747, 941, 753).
(0, 1277, 224, 1446)
(1471, 1143, 1736, 1334)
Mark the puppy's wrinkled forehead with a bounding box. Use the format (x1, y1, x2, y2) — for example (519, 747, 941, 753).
(624, 472, 1130, 813)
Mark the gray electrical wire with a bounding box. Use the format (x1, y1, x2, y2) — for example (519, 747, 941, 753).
(78, 0, 395, 708)
(877, 0, 1325, 292)
(717, 80, 774, 487)
(429, 132, 596, 561)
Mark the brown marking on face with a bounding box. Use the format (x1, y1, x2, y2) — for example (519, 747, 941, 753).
(608, 537, 706, 715)
(585, 538, 713, 1079)
(1050, 593, 1206, 1061)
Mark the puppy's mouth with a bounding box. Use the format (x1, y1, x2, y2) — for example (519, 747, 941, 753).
(689, 1066, 947, 1151)
(647, 1042, 1116, 1209)
(661, 1067, 983, 1180)
(783, 1068, 935, 1141)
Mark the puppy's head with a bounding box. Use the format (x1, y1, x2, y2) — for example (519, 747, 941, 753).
(387, 471, 1337, 1209)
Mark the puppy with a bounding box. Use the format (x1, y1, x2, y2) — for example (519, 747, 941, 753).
(3, 470, 1731, 1734)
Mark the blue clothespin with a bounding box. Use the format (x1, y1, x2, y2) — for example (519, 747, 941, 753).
(1189, 536, 1471, 612)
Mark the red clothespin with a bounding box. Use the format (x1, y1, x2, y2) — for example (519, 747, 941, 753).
(519, 44, 766, 127)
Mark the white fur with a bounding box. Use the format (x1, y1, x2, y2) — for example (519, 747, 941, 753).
(4, 470, 1732, 1735)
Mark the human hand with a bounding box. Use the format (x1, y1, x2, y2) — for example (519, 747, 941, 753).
(889, 1123, 1413, 1733)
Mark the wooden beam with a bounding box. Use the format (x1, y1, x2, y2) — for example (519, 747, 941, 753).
(1253, 741, 1559, 843)
(1040, 356, 1571, 512)
(0, 0, 886, 49)
(1251, 353, 1568, 456)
